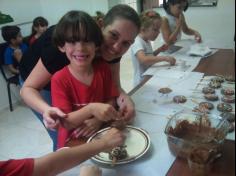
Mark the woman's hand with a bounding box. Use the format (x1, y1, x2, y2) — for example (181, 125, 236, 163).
(80, 165, 102, 176)
(42, 107, 67, 130)
(117, 93, 135, 123)
(89, 103, 120, 121)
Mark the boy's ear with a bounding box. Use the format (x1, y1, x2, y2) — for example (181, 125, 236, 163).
(58, 46, 65, 53)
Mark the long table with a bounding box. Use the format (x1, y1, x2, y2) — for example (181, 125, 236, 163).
(65, 49, 235, 176)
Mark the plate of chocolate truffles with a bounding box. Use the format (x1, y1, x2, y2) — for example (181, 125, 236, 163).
(87, 125, 150, 165)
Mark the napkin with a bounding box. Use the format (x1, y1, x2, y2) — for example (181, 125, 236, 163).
(188, 44, 212, 57)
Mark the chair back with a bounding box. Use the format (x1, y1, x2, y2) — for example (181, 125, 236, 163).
(0, 42, 8, 81)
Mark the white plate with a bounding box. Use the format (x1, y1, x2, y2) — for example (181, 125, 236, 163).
(87, 126, 151, 165)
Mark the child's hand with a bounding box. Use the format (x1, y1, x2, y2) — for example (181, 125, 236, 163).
(13, 49, 23, 62)
(80, 165, 102, 176)
(75, 118, 103, 138)
(90, 103, 119, 121)
(43, 107, 67, 130)
(158, 44, 169, 53)
(176, 13, 184, 27)
(99, 128, 126, 150)
(194, 32, 202, 43)
(165, 56, 176, 66)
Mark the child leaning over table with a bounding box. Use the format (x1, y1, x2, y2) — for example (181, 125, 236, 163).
(51, 10, 121, 149)
(131, 10, 176, 87)
(1, 25, 28, 74)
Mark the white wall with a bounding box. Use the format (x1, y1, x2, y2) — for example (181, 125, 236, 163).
(0, 0, 109, 111)
(154, 0, 235, 49)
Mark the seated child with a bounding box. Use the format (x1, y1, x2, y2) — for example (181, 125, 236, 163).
(1, 25, 28, 74)
(29, 16, 48, 45)
(51, 10, 121, 149)
(161, 0, 202, 44)
(131, 10, 176, 86)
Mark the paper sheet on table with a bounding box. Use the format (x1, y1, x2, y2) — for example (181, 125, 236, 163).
(132, 71, 204, 116)
(143, 48, 202, 76)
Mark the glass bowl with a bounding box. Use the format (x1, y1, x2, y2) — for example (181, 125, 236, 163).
(164, 111, 229, 159)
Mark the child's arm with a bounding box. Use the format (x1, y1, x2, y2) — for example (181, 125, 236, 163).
(161, 16, 183, 44)
(153, 44, 169, 56)
(136, 50, 176, 67)
(62, 103, 119, 130)
(7, 64, 19, 74)
(181, 14, 202, 43)
(33, 128, 124, 176)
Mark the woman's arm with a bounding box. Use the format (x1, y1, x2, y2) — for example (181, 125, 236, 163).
(33, 128, 125, 176)
(109, 63, 135, 121)
(20, 59, 66, 129)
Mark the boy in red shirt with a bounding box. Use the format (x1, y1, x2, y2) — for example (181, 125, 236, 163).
(51, 10, 121, 149)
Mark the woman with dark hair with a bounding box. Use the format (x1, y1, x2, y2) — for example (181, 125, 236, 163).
(20, 4, 141, 151)
(161, 0, 202, 44)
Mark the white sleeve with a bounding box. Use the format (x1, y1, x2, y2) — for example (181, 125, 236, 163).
(131, 38, 145, 56)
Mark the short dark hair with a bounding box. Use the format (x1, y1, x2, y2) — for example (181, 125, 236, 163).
(103, 4, 141, 31)
(32, 16, 48, 35)
(1, 25, 20, 43)
(53, 10, 103, 48)
(163, 0, 189, 13)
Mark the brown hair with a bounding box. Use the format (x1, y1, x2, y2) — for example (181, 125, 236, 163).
(53, 10, 103, 48)
(140, 10, 161, 30)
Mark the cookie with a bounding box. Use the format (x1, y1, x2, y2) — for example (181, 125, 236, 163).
(220, 112, 235, 123)
(228, 123, 235, 133)
(221, 88, 235, 96)
(202, 87, 215, 94)
(225, 75, 235, 82)
(158, 87, 172, 94)
(209, 80, 221, 89)
(199, 102, 214, 110)
(204, 94, 219, 101)
(173, 95, 187, 103)
(221, 96, 235, 104)
(217, 103, 233, 112)
(211, 77, 225, 83)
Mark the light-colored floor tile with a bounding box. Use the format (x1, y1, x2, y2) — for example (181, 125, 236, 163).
(0, 105, 52, 160)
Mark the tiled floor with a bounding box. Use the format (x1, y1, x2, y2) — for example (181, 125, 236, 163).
(0, 52, 134, 160)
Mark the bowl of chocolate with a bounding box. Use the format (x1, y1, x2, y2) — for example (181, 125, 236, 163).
(164, 111, 229, 159)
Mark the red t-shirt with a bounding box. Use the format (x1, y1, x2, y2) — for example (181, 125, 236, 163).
(0, 158, 34, 176)
(51, 60, 119, 148)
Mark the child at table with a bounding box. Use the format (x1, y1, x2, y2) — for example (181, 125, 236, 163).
(28, 16, 48, 45)
(161, 0, 202, 44)
(1, 25, 28, 74)
(51, 10, 121, 149)
(131, 10, 176, 86)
